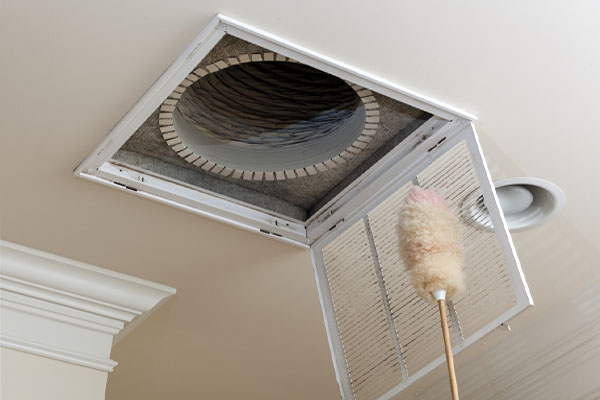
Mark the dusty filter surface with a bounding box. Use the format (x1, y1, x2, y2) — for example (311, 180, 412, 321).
(317, 141, 518, 400)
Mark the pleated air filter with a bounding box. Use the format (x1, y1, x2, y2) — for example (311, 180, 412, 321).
(76, 15, 532, 399)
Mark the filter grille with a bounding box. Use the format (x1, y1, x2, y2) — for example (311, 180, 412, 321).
(323, 220, 404, 400)
(416, 141, 517, 339)
(316, 139, 524, 399)
(368, 181, 454, 376)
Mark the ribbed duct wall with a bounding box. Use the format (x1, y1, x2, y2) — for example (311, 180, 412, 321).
(177, 62, 362, 147)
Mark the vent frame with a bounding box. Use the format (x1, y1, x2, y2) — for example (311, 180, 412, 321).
(74, 13, 475, 247)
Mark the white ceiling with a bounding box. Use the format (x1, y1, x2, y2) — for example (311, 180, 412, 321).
(1, 1, 600, 399)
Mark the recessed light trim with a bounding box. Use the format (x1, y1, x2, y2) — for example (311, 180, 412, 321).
(462, 177, 565, 231)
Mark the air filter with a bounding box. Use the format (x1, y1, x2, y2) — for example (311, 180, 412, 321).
(311, 138, 532, 399)
(75, 14, 533, 400)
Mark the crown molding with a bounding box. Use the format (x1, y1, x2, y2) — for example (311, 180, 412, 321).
(0, 240, 176, 372)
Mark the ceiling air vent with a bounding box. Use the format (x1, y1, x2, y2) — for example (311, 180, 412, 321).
(75, 14, 532, 400)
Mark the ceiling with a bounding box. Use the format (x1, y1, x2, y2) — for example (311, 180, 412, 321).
(1, 1, 600, 399)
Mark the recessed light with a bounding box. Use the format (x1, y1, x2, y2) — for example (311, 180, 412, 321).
(462, 177, 565, 231)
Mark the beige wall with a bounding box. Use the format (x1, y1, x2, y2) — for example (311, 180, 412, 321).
(0, 348, 108, 400)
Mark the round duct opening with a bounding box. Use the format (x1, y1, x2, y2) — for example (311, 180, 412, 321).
(179, 62, 362, 148)
(462, 178, 565, 231)
(160, 54, 379, 179)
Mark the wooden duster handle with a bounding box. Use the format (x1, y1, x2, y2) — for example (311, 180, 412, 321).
(438, 299, 459, 400)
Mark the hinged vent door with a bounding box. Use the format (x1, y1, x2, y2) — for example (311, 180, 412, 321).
(311, 126, 532, 400)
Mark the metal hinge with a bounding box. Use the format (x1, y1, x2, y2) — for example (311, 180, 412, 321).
(328, 218, 345, 232)
(113, 182, 138, 192)
(427, 136, 447, 152)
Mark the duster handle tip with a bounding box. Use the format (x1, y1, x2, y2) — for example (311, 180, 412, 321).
(432, 289, 447, 301)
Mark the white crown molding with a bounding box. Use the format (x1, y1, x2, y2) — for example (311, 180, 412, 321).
(0, 240, 176, 372)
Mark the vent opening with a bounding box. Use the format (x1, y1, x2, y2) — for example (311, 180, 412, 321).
(112, 34, 431, 222)
(175, 61, 366, 173)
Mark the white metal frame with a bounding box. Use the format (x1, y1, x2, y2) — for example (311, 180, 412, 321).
(310, 124, 533, 400)
(74, 13, 476, 247)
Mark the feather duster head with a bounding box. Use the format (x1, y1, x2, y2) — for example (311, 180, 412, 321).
(398, 187, 465, 303)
